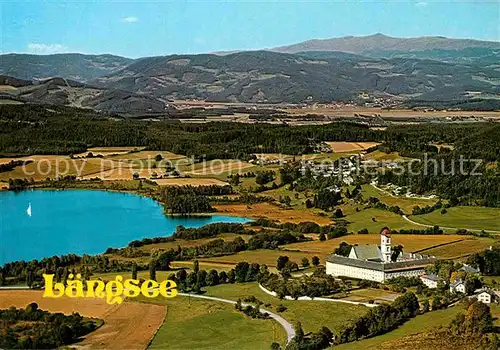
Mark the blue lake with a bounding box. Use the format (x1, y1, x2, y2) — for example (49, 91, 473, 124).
(0, 190, 250, 265)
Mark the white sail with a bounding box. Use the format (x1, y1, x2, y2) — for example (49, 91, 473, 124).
(27, 203, 32, 217)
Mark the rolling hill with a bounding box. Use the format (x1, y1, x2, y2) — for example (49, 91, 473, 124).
(92, 50, 500, 103)
(1, 34, 499, 109)
(0, 53, 134, 82)
(272, 33, 500, 54)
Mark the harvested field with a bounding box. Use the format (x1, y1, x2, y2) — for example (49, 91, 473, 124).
(345, 288, 401, 303)
(419, 237, 497, 259)
(326, 141, 380, 152)
(284, 234, 469, 255)
(0, 290, 166, 350)
(83, 167, 157, 181)
(110, 151, 186, 161)
(200, 249, 319, 268)
(182, 159, 254, 176)
(0, 157, 116, 181)
(213, 203, 333, 225)
(283, 106, 500, 119)
(154, 178, 228, 186)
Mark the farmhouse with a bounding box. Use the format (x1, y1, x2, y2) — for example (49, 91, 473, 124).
(326, 227, 436, 283)
(449, 279, 467, 293)
(475, 288, 498, 304)
(420, 273, 443, 289)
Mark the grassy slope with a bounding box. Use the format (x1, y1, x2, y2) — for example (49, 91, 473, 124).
(335, 306, 461, 350)
(419, 237, 497, 259)
(344, 208, 422, 233)
(140, 296, 286, 350)
(204, 282, 367, 334)
(410, 206, 500, 232)
(361, 184, 438, 215)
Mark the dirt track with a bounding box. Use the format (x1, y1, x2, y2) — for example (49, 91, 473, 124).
(0, 290, 166, 349)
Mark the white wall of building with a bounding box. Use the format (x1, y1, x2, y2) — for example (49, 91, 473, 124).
(326, 261, 425, 282)
(478, 292, 492, 304)
(420, 277, 438, 289)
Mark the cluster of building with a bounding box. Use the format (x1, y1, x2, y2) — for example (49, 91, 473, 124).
(326, 228, 436, 282)
(420, 266, 500, 304)
(299, 157, 357, 185)
(326, 227, 499, 304)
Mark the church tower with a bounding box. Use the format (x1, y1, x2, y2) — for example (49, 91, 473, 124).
(380, 227, 392, 263)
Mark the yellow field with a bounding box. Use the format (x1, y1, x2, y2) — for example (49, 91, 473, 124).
(419, 237, 497, 259)
(283, 234, 469, 255)
(363, 150, 405, 161)
(200, 249, 319, 268)
(0, 290, 166, 350)
(73, 147, 143, 157)
(154, 178, 228, 186)
(326, 141, 380, 152)
(137, 233, 253, 253)
(110, 150, 186, 161)
(182, 159, 254, 176)
(0, 85, 18, 92)
(283, 106, 500, 119)
(213, 203, 333, 225)
(0, 157, 117, 181)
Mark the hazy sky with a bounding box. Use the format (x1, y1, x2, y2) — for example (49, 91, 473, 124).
(1, 0, 499, 57)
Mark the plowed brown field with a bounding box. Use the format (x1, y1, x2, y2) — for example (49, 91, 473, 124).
(0, 290, 166, 349)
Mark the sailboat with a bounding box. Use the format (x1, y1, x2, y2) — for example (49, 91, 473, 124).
(27, 203, 32, 217)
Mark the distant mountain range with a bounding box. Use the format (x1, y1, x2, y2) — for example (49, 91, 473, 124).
(272, 33, 500, 54)
(0, 34, 498, 113)
(0, 53, 133, 82)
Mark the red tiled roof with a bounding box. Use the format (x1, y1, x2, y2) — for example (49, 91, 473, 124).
(380, 226, 391, 237)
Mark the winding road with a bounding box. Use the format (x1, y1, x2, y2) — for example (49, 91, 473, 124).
(178, 292, 296, 344)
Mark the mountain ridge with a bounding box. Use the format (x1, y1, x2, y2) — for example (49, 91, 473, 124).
(271, 33, 500, 54)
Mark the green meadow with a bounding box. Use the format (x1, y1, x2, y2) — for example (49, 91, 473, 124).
(410, 206, 500, 232)
(141, 296, 286, 350)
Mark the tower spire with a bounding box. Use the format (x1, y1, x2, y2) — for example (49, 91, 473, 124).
(380, 227, 391, 262)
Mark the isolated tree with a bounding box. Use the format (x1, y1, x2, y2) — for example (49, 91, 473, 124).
(333, 208, 344, 218)
(26, 270, 33, 288)
(277, 256, 290, 271)
(193, 260, 200, 274)
(301, 257, 310, 268)
(155, 154, 163, 162)
(312, 256, 320, 266)
(319, 232, 326, 241)
(131, 263, 138, 280)
(149, 262, 157, 281)
(25, 302, 38, 313)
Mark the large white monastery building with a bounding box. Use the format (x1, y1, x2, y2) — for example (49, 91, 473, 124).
(326, 227, 436, 282)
